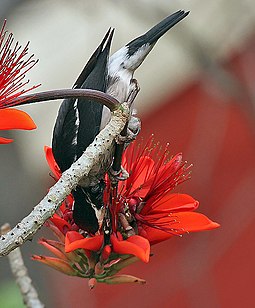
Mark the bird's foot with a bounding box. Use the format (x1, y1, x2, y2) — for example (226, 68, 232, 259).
(127, 114, 141, 141)
(109, 165, 129, 182)
(118, 213, 136, 237)
(116, 115, 141, 144)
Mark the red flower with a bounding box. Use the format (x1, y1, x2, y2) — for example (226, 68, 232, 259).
(118, 136, 220, 244)
(36, 138, 219, 286)
(34, 202, 148, 283)
(0, 20, 39, 143)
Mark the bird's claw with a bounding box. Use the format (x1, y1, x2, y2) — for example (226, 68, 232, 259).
(118, 213, 136, 237)
(127, 115, 141, 140)
(116, 115, 141, 145)
(109, 166, 129, 181)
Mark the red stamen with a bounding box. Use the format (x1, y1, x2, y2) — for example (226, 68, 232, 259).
(0, 20, 40, 108)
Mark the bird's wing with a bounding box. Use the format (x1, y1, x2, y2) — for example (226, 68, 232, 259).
(52, 29, 114, 172)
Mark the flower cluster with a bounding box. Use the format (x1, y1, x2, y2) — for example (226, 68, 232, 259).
(0, 20, 39, 143)
(33, 137, 219, 287)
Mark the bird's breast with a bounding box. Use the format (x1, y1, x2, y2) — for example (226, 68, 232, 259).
(107, 68, 133, 103)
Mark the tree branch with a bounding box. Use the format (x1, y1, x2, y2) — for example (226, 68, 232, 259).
(1, 224, 44, 308)
(0, 103, 129, 257)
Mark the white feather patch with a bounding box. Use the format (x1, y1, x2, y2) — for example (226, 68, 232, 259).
(72, 99, 80, 161)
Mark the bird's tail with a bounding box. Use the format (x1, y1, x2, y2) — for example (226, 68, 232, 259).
(74, 27, 114, 88)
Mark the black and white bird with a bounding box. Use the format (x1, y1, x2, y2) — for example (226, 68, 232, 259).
(52, 28, 114, 234)
(52, 10, 189, 234)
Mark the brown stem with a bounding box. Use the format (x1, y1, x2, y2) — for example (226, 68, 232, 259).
(10, 88, 120, 111)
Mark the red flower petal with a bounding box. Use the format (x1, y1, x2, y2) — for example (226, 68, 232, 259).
(142, 193, 199, 215)
(65, 230, 84, 242)
(123, 156, 155, 197)
(38, 238, 68, 261)
(110, 234, 150, 263)
(0, 136, 13, 144)
(140, 225, 173, 245)
(0, 109, 36, 130)
(50, 214, 72, 234)
(65, 231, 103, 253)
(101, 274, 146, 285)
(139, 212, 220, 245)
(44, 146, 62, 179)
(102, 245, 112, 261)
(137, 153, 183, 197)
(32, 255, 76, 276)
(60, 195, 74, 213)
(175, 212, 220, 232)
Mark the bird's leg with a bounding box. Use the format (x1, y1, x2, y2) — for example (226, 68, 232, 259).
(109, 166, 129, 182)
(109, 79, 140, 182)
(127, 78, 140, 108)
(116, 79, 141, 145)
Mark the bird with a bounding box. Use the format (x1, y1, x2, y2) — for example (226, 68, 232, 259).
(52, 28, 114, 234)
(51, 10, 189, 234)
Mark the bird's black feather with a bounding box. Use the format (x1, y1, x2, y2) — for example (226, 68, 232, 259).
(72, 182, 105, 234)
(74, 27, 113, 89)
(52, 29, 114, 233)
(52, 29, 114, 172)
(127, 10, 189, 56)
(51, 99, 78, 171)
(76, 30, 113, 159)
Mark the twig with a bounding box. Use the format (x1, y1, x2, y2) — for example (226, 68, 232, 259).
(3, 88, 120, 111)
(0, 102, 129, 257)
(1, 224, 44, 308)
